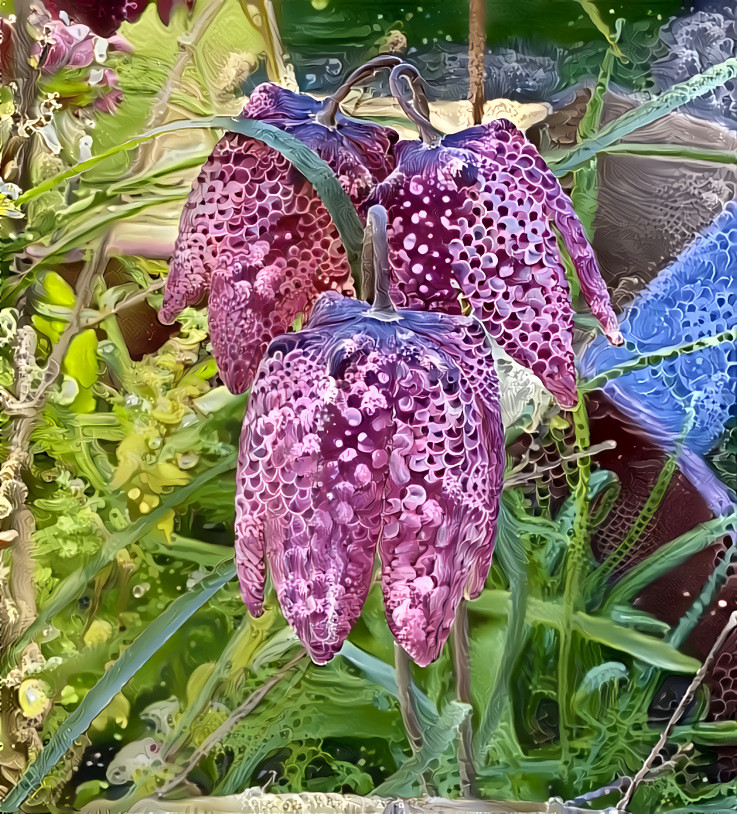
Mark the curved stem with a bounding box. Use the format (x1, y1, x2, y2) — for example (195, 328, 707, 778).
(363, 204, 398, 318)
(315, 55, 405, 126)
(389, 64, 443, 146)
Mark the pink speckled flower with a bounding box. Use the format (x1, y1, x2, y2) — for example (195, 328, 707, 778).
(369, 65, 623, 408)
(235, 207, 504, 666)
(45, 0, 194, 38)
(37, 20, 96, 72)
(161, 70, 398, 394)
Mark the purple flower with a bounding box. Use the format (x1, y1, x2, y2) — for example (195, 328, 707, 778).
(234, 207, 504, 666)
(161, 77, 398, 394)
(38, 20, 96, 72)
(45, 0, 194, 38)
(369, 66, 622, 408)
(36, 20, 131, 74)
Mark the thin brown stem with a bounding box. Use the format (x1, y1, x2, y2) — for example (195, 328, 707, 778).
(468, 0, 486, 125)
(128, 0, 226, 175)
(617, 611, 737, 811)
(315, 56, 404, 127)
(83, 279, 166, 330)
(155, 652, 307, 798)
(239, 0, 296, 89)
(453, 600, 478, 797)
(2, 0, 40, 188)
(0, 239, 108, 649)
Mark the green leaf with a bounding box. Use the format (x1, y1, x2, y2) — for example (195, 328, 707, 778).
(1, 454, 236, 673)
(548, 57, 737, 175)
(373, 700, 470, 797)
(572, 612, 700, 674)
(604, 511, 737, 610)
(338, 641, 439, 723)
(473, 593, 700, 672)
(598, 142, 737, 165)
(580, 328, 737, 393)
(15, 117, 364, 276)
(62, 329, 99, 389)
(573, 662, 628, 706)
(672, 721, 737, 746)
(475, 500, 530, 760)
(0, 560, 237, 814)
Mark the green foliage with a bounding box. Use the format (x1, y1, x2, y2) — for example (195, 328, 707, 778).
(2, 3, 736, 813)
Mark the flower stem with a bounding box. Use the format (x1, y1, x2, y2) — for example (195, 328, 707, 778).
(468, 0, 486, 125)
(453, 600, 479, 797)
(363, 204, 398, 317)
(389, 64, 442, 146)
(315, 55, 404, 127)
(558, 401, 592, 771)
(394, 643, 436, 794)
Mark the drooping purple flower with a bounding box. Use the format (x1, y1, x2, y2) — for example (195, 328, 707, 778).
(368, 65, 622, 409)
(45, 0, 194, 38)
(235, 206, 504, 666)
(161, 70, 399, 394)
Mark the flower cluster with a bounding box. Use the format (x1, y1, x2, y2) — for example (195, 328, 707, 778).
(160, 78, 398, 393)
(163, 59, 621, 664)
(235, 208, 505, 666)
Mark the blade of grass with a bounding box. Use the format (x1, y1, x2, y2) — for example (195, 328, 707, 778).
(0, 560, 237, 814)
(12, 117, 364, 274)
(603, 512, 737, 610)
(557, 401, 592, 769)
(580, 328, 737, 393)
(598, 143, 737, 165)
(472, 593, 700, 673)
(474, 500, 530, 763)
(574, 1, 624, 59)
(548, 57, 737, 175)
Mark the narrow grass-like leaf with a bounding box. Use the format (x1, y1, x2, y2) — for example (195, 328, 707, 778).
(339, 641, 439, 723)
(666, 798, 737, 814)
(672, 721, 737, 746)
(574, 1, 624, 58)
(548, 57, 737, 175)
(580, 328, 737, 393)
(0, 560, 237, 814)
(598, 142, 737, 164)
(669, 544, 737, 650)
(603, 511, 737, 610)
(2, 454, 236, 672)
(473, 594, 699, 673)
(475, 500, 530, 761)
(374, 700, 470, 797)
(13, 117, 364, 273)
(572, 613, 700, 673)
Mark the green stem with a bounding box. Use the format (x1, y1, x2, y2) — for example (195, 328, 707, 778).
(558, 401, 591, 768)
(580, 329, 737, 393)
